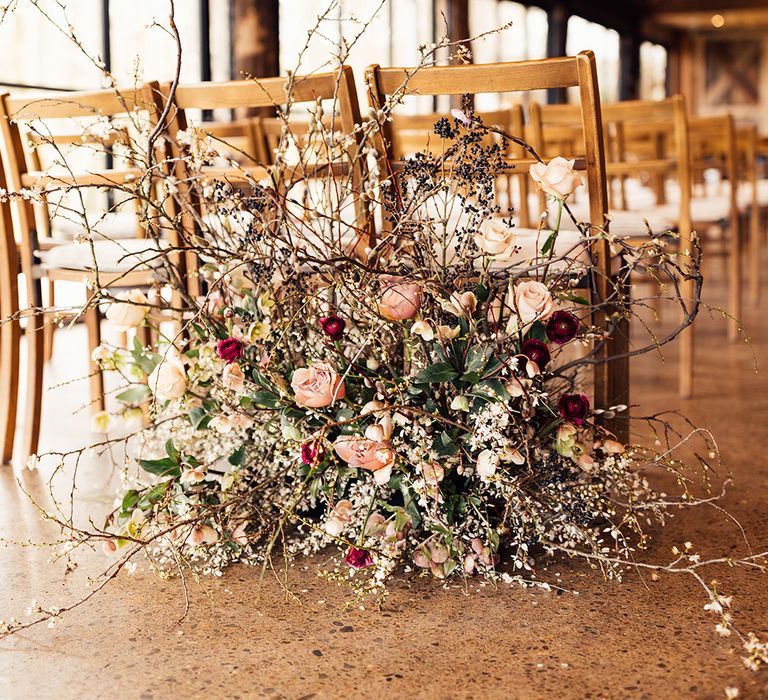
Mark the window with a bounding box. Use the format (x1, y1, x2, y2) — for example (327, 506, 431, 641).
(640, 41, 668, 100)
(566, 15, 619, 102)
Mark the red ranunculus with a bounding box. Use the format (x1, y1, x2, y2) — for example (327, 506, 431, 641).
(558, 393, 590, 426)
(344, 546, 374, 569)
(301, 440, 325, 466)
(546, 310, 580, 345)
(216, 337, 244, 363)
(319, 315, 346, 341)
(521, 338, 550, 370)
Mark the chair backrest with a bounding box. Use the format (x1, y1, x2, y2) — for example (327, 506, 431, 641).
(0, 84, 160, 302)
(158, 66, 370, 296)
(687, 115, 739, 231)
(365, 52, 628, 439)
(532, 96, 693, 234)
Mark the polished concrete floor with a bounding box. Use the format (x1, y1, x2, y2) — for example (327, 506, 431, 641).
(0, 259, 766, 699)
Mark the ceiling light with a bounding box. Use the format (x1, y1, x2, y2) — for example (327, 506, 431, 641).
(710, 14, 725, 28)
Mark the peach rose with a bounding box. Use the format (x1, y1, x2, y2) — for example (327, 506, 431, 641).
(105, 288, 149, 329)
(514, 280, 554, 324)
(378, 275, 422, 321)
(530, 157, 583, 199)
(334, 427, 395, 486)
(474, 218, 516, 256)
(291, 363, 346, 408)
(222, 363, 246, 393)
(148, 353, 187, 401)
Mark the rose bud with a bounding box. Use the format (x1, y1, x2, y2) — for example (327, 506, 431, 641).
(546, 310, 580, 345)
(344, 546, 374, 569)
(319, 315, 346, 341)
(216, 337, 244, 363)
(521, 338, 550, 370)
(301, 439, 325, 466)
(558, 393, 590, 426)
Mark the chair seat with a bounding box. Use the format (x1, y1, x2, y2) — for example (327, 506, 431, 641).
(51, 211, 143, 241)
(40, 238, 166, 274)
(563, 203, 676, 237)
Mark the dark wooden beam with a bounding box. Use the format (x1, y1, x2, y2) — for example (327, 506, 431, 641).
(619, 31, 641, 101)
(231, 0, 279, 81)
(546, 3, 568, 104)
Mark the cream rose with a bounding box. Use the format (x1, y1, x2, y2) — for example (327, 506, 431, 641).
(222, 363, 246, 393)
(530, 157, 583, 199)
(474, 218, 517, 256)
(291, 363, 346, 408)
(105, 289, 149, 329)
(514, 280, 554, 324)
(378, 275, 422, 321)
(148, 353, 187, 401)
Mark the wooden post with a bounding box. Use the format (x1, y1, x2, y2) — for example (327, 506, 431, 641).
(546, 4, 568, 104)
(231, 0, 279, 111)
(619, 31, 641, 101)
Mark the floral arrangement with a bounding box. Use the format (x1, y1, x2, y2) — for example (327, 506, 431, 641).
(2, 1, 767, 686)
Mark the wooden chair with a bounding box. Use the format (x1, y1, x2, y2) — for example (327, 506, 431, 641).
(530, 97, 695, 397)
(365, 52, 630, 441)
(736, 124, 761, 305)
(685, 115, 741, 341)
(0, 84, 166, 459)
(0, 149, 20, 464)
(156, 66, 371, 297)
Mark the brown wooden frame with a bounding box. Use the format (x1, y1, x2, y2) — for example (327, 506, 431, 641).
(531, 96, 695, 398)
(365, 52, 629, 441)
(0, 84, 162, 459)
(157, 66, 370, 297)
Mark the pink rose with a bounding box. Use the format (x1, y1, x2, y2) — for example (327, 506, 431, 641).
(333, 428, 395, 485)
(514, 280, 554, 324)
(378, 275, 422, 321)
(291, 363, 346, 408)
(530, 156, 583, 199)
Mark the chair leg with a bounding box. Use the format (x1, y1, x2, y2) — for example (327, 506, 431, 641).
(43, 279, 55, 362)
(21, 311, 45, 460)
(749, 210, 760, 305)
(728, 222, 742, 342)
(0, 307, 21, 464)
(84, 304, 105, 414)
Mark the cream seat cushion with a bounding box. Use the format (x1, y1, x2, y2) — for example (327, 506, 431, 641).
(51, 211, 143, 241)
(41, 238, 166, 273)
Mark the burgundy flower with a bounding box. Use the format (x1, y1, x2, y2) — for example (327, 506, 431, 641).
(216, 337, 243, 363)
(546, 311, 580, 345)
(521, 339, 550, 370)
(301, 440, 325, 466)
(558, 393, 590, 426)
(319, 315, 346, 341)
(344, 546, 374, 569)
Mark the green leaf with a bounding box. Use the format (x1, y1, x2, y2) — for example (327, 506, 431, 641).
(120, 489, 141, 514)
(540, 230, 557, 255)
(138, 457, 180, 477)
(228, 445, 247, 466)
(165, 440, 180, 462)
(470, 379, 510, 402)
(189, 406, 211, 430)
(414, 362, 457, 385)
(251, 391, 281, 408)
(527, 321, 547, 342)
(461, 343, 493, 382)
(115, 385, 151, 405)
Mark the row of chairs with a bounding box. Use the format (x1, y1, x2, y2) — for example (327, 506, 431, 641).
(0, 51, 764, 462)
